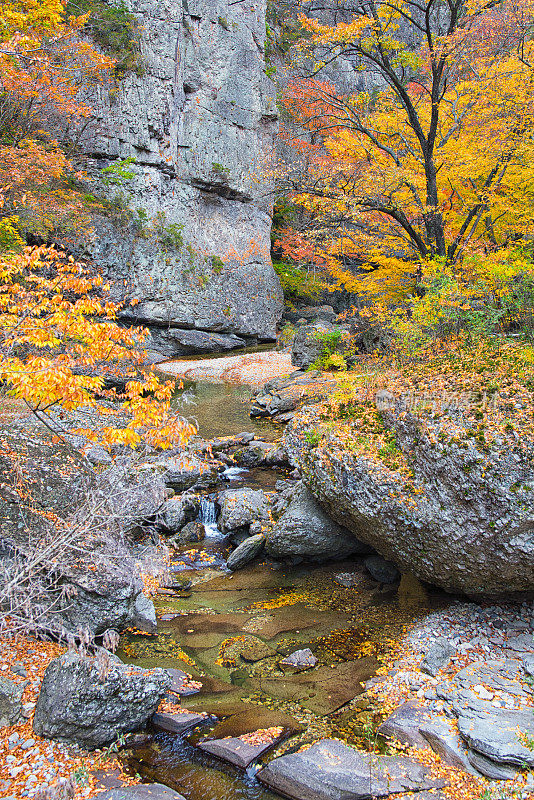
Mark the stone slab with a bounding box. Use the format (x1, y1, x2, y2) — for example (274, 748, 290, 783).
(257, 738, 447, 800)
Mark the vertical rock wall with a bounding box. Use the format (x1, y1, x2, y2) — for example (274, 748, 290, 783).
(82, 0, 283, 358)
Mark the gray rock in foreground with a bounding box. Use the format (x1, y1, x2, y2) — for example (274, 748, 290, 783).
(457, 709, 534, 767)
(33, 652, 170, 749)
(95, 786, 185, 800)
(257, 738, 446, 800)
(266, 483, 370, 561)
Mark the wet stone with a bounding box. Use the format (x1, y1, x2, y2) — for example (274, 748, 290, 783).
(166, 669, 200, 698)
(239, 638, 275, 662)
(279, 648, 317, 672)
(95, 786, 186, 800)
(151, 711, 210, 734)
(198, 730, 284, 769)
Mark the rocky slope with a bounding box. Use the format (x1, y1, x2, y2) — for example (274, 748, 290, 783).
(82, 0, 283, 358)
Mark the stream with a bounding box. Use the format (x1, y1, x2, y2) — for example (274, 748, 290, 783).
(117, 357, 448, 800)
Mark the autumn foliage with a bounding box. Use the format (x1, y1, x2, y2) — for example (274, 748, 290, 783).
(0, 245, 196, 447)
(0, 0, 113, 241)
(277, 0, 534, 306)
(0, 2, 195, 449)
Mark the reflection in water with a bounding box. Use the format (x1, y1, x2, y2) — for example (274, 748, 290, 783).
(170, 380, 279, 441)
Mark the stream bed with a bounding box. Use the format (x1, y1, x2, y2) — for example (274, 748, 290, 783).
(117, 361, 450, 800)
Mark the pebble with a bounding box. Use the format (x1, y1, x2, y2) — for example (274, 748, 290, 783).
(21, 739, 35, 750)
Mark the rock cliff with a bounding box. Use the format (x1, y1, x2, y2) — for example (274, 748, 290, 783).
(82, 0, 283, 358)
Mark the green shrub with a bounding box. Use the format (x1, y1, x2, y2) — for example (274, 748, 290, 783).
(304, 428, 321, 447)
(67, 0, 144, 76)
(101, 157, 136, 186)
(211, 256, 224, 273)
(311, 328, 353, 371)
(273, 260, 324, 304)
(157, 222, 184, 251)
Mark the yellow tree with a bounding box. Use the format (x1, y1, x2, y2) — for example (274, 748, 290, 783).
(277, 0, 534, 301)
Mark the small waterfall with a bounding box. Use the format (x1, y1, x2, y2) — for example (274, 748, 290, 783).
(222, 465, 248, 481)
(198, 497, 220, 538)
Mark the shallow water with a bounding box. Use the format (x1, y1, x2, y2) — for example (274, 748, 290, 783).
(122, 353, 449, 800)
(170, 379, 279, 441)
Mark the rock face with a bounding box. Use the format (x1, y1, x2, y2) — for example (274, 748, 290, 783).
(0, 677, 25, 728)
(81, 0, 283, 357)
(284, 405, 534, 596)
(257, 738, 446, 800)
(266, 483, 370, 561)
(33, 652, 170, 748)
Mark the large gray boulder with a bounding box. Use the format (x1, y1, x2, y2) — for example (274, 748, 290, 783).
(257, 738, 446, 800)
(79, 0, 283, 357)
(0, 425, 158, 636)
(158, 495, 198, 533)
(266, 483, 370, 561)
(158, 455, 221, 491)
(219, 488, 270, 533)
(33, 652, 170, 749)
(284, 403, 534, 596)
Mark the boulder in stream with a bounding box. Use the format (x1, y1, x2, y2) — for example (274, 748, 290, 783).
(266, 483, 371, 561)
(257, 738, 447, 800)
(33, 652, 170, 748)
(284, 403, 534, 596)
(219, 488, 270, 533)
(226, 534, 265, 570)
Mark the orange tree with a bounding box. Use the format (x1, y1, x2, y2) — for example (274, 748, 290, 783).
(0, 242, 196, 448)
(0, 0, 114, 242)
(276, 0, 534, 302)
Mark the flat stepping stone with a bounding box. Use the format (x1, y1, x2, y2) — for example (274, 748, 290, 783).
(166, 668, 201, 697)
(152, 711, 211, 734)
(257, 738, 446, 800)
(198, 728, 285, 768)
(96, 786, 186, 800)
(202, 709, 303, 740)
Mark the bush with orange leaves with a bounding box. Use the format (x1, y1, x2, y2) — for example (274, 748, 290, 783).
(0, 244, 196, 449)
